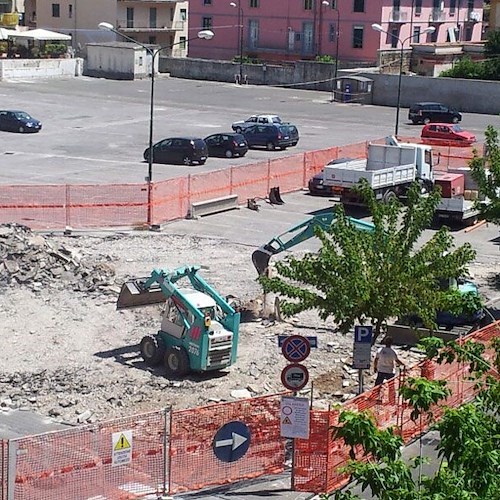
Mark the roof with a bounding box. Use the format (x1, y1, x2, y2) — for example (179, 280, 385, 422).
(4, 28, 71, 41)
(179, 288, 216, 309)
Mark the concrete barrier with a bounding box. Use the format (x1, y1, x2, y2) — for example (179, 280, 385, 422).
(188, 194, 239, 219)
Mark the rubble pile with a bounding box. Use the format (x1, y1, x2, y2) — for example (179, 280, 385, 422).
(0, 223, 116, 294)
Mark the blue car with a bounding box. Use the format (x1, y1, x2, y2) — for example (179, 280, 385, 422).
(0, 110, 42, 133)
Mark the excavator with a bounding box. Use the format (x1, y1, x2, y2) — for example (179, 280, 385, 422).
(117, 265, 240, 377)
(251, 212, 483, 331)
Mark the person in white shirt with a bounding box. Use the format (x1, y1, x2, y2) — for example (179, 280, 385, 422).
(373, 336, 405, 386)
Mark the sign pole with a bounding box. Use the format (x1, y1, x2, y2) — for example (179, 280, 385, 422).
(358, 369, 364, 395)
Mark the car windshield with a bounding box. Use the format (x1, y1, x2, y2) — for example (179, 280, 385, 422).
(14, 112, 32, 120)
(451, 125, 463, 132)
(233, 134, 245, 142)
(193, 139, 206, 148)
(272, 117, 282, 123)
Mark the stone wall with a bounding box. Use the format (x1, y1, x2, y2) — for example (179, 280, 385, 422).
(0, 58, 84, 80)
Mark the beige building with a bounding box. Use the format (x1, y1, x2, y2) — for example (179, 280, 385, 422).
(22, 0, 188, 55)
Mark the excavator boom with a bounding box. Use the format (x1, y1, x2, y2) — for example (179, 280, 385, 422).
(252, 212, 374, 275)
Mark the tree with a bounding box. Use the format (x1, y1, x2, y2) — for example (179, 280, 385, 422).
(259, 181, 476, 342)
(322, 337, 500, 500)
(470, 125, 500, 222)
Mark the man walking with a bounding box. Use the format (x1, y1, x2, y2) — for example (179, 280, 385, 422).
(373, 336, 405, 386)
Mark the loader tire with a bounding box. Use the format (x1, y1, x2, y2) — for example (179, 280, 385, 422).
(140, 335, 165, 366)
(164, 346, 190, 378)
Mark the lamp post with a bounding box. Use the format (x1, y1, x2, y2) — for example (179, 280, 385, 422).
(229, 1, 244, 84)
(332, 5, 340, 102)
(371, 23, 435, 137)
(98, 23, 214, 227)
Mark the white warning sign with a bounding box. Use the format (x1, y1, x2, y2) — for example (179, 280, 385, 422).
(112, 430, 133, 466)
(280, 396, 310, 439)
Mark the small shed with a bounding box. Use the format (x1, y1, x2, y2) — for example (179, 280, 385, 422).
(85, 42, 158, 80)
(333, 76, 373, 104)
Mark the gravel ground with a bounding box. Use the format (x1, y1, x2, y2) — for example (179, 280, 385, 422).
(0, 225, 497, 426)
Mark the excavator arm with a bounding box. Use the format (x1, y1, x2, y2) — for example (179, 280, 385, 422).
(252, 212, 374, 275)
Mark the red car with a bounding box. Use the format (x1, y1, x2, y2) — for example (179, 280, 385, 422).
(421, 123, 476, 145)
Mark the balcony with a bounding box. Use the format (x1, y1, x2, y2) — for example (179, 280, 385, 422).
(117, 20, 185, 32)
(429, 9, 446, 22)
(465, 11, 481, 22)
(389, 9, 409, 23)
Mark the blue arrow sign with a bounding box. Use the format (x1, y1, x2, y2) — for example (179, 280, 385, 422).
(212, 421, 251, 463)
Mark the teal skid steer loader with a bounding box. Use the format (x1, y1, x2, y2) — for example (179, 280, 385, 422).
(117, 266, 240, 377)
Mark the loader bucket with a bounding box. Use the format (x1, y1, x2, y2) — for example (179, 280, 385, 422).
(252, 249, 271, 276)
(116, 280, 165, 309)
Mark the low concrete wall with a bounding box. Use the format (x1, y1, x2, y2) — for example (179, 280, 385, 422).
(0, 58, 84, 80)
(160, 57, 500, 115)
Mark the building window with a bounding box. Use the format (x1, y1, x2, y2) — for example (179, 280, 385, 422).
(179, 36, 187, 49)
(390, 27, 399, 48)
(150, 8, 157, 28)
(329, 23, 337, 42)
(68, 4, 72, 18)
(450, 0, 456, 15)
(413, 26, 421, 43)
(180, 9, 187, 21)
(149, 36, 156, 44)
(304, 0, 313, 10)
(415, 0, 422, 15)
(127, 7, 134, 28)
(249, 19, 259, 49)
(203, 0, 212, 4)
(467, 0, 474, 11)
(430, 27, 438, 43)
(250, 0, 259, 7)
(202, 16, 212, 29)
(393, 0, 400, 9)
(465, 25, 472, 41)
(353, 0, 364, 13)
(52, 3, 60, 17)
(352, 25, 363, 48)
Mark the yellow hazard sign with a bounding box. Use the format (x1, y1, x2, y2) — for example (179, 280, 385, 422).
(114, 433, 131, 451)
(282, 417, 292, 425)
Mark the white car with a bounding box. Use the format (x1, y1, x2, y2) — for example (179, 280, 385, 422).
(231, 114, 282, 133)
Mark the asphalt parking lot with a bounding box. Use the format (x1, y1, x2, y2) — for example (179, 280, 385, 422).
(0, 76, 498, 185)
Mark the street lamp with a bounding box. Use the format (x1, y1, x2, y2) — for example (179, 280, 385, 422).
(371, 23, 435, 137)
(98, 22, 214, 227)
(229, 1, 244, 84)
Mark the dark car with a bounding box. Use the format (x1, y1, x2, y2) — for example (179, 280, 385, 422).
(308, 157, 354, 196)
(143, 137, 208, 165)
(242, 123, 298, 150)
(408, 102, 462, 125)
(280, 124, 299, 146)
(204, 133, 248, 158)
(0, 110, 42, 133)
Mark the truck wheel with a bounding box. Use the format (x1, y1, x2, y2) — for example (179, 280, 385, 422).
(164, 346, 190, 377)
(383, 190, 397, 204)
(140, 335, 165, 366)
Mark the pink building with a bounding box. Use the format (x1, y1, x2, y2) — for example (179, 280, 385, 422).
(188, 0, 483, 65)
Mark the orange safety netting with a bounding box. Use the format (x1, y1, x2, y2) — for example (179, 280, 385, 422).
(12, 410, 167, 500)
(0, 139, 479, 230)
(293, 321, 500, 494)
(1, 440, 6, 500)
(168, 393, 287, 494)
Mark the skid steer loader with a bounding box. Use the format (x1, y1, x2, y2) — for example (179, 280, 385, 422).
(117, 266, 240, 377)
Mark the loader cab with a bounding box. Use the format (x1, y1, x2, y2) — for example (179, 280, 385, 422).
(415, 144, 434, 183)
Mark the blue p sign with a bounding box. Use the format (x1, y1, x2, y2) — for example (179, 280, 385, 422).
(354, 325, 373, 344)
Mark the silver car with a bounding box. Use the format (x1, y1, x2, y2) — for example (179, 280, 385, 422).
(231, 114, 282, 133)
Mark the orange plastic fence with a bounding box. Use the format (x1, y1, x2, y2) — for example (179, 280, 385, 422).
(1, 138, 476, 230)
(1, 440, 6, 500)
(293, 321, 500, 494)
(168, 393, 287, 494)
(11, 410, 167, 500)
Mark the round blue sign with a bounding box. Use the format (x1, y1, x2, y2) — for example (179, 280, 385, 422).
(212, 421, 251, 463)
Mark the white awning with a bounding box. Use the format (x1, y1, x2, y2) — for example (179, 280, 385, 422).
(7, 29, 72, 41)
(0, 28, 17, 40)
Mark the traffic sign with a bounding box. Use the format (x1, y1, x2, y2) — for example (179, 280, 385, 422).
(354, 325, 373, 344)
(112, 430, 133, 467)
(281, 335, 311, 362)
(281, 363, 309, 391)
(212, 421, 251, 463)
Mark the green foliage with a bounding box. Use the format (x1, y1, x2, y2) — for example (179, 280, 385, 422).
(439, 56, 485, 79)
(258, 180, 476, 342)
(43, 43, 67, 57)
(232, 55, 261, 64)
(322, 338, 500, 499)
(316, 54, 336, 63)
(470, 125, 500, 222)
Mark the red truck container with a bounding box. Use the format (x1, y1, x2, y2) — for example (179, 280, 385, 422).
(434, 172, 465, 199)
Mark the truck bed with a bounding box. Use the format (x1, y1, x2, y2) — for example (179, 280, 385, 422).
(435, 197, 479, 223)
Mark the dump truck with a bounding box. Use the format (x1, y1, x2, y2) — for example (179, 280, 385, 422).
(322, 137, 434, 205)
(117, 265, 240, 377)
(252, 213, 483, 330)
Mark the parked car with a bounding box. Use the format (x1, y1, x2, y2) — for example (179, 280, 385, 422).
(408, 102, 462, 125)
(242, 123, 298, 150)
(308, 158, 354, 196)
(143, 137, 208, 165)
(421, 123, 476, 145)
(280, 124, 299, 147)
(232, 114, 282, 133)
(204, 132, 248, 158)
(0, 110, 42, 133)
